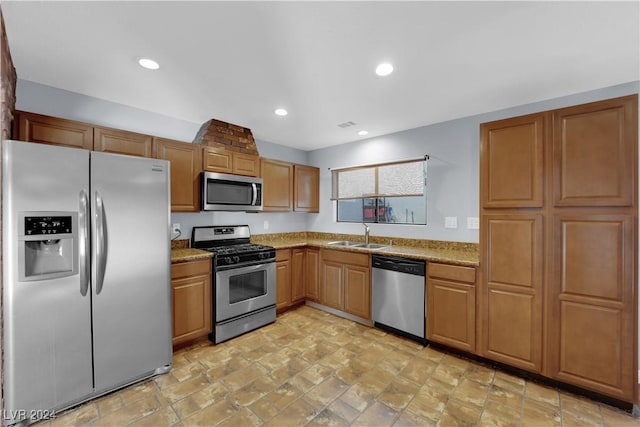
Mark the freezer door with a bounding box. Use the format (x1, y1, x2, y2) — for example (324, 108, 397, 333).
(91, 152, 172, 392)
(2, 141, 93, 422)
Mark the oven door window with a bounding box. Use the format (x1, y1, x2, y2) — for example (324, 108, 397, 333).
(229, 270, 266, 304)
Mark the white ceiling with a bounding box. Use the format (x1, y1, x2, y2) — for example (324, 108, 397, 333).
(2, 1, 639, 151)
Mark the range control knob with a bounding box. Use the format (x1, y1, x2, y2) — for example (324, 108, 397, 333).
(233, 256, 240, 263)
(224, 257, 233, 265)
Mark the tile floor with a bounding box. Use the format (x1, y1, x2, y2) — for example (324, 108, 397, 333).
(39, 305, 640, 426)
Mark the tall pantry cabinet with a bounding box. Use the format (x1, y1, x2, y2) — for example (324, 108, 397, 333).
(479, 95, 638, 402)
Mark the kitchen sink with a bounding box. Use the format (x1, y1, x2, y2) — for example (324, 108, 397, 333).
(327, 240, 361, 246)
(351, 243, 388, 250)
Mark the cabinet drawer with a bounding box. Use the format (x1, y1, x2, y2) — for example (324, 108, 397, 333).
(276, 248, 292, 261)
(428, 263, 476, 284)
(172, 259, 211, 280)
(321, 249, 369, 267)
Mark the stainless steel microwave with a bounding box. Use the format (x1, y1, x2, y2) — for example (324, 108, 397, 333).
(202, 172, 263, 211)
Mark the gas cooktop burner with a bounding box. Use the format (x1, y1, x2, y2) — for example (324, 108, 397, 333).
(191, 225, 276, 267)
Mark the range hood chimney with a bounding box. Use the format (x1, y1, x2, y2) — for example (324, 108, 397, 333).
(193, 118, 259, 156)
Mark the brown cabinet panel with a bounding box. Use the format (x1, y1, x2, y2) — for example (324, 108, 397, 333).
(480, 113, 545, 208)
(321, 260, 344, 310)
(485, 288, 541, 372)
(427, 279, 475, 352)
(94, 127, 153, 157)
(547, 214, 634, 399)
(171, 259, 212, 346)
(553, 96, 637, 207)
(260, 158, 293, 211)
(344, 264, 370, 319)
(232, 152, 259, 177)
(291, 248, 305, 303)
(153, 138, 201, 212)
(203, 147, 232, 173)
(484, 215, 543, 289)
(428, 262, 476, 284)
(294, 164, 320, 212)
(276, 249, 292, 311)
(305, 248, 320, 301)
(14, 111, 93, 149)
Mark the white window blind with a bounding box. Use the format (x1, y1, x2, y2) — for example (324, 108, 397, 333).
(331, 158, 427, 200)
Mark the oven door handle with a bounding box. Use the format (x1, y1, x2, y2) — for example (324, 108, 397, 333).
(216, 259, 275, 272)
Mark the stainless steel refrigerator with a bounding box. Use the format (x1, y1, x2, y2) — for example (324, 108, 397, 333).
(2, 140, 172, 425)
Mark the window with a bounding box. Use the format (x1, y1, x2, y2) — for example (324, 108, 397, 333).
(332, 157, 427, 225)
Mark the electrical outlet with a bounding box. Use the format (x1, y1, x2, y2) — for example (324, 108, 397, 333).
(263, 220, 269, 230)
(467, 217, 480, 229)
(172, 223, 181, 235)
(444, 216, 458, 229)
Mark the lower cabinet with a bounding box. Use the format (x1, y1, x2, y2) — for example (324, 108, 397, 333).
(427, 263, 476, 353)
(304, 248, 320, 302)
(171, 259, 212, 346)
(320, 249, 371, 319)
(276, 248, 307, 313)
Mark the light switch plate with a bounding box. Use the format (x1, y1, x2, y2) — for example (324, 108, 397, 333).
(467, 217, 480, 229)
(444, 216, 458, 229)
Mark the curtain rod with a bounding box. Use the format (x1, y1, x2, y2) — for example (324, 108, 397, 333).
(328, 154, 429, 171)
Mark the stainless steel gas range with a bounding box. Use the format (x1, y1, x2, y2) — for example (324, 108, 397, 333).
(191, 225, 276, 343)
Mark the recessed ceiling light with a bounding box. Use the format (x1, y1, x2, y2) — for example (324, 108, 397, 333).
(375, 62, 394, 76)
(138, 58, 159, 70)
(274, 108, 288, 116)
(357, 130, 369, 136)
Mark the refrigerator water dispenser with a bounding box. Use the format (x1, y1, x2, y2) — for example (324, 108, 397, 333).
(18, 212, 78, 281)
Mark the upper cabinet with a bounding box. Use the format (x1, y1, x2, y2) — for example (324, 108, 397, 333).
(153, 138, 202, 212)
(294, 164, 319, 212)
(260, 158, 293, 211)
(14, 111, 93, 150)
(94, 126, 153, 157)
(203, 147, 259, 177)
(480, 113, 546, 208)
(553, 96, 636, 207)
(260, 157, 320, 213)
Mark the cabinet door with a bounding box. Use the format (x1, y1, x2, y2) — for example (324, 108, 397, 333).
(94, 126, 152, 157)
(260, 158, 293, 211)
(481, 214, 543, 373)
(553, 95, 637, 207)
(153, 138, 201, 212)
(427, 279, 475, 352)
(294, 164, 319, 212)
(305, 248, 320, 301)
(321, 260, 344, 310)
(344, 264, 370, 319)
(276, 250, 292, 311)
(171, 260, 212, 346)
(480, 113, 545, 208)
(14, 111, 93, 150)
(232, 152, 259, 177)
(291, 248, 305, 303)
(547, 214, 634, 400)
(203, 147, 233, 173)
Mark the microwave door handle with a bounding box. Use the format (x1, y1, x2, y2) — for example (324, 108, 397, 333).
(79, 189, 90, 296)
(251, 183, 258, 205)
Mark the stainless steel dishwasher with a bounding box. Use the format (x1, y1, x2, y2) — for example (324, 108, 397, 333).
(372, 255, 426, 344)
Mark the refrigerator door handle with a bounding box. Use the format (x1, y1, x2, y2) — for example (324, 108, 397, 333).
(79, 189, 90, 296)
(95, 191, 108, 294)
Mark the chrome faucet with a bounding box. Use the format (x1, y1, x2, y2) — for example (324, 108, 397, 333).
(363, 223, 370, 245)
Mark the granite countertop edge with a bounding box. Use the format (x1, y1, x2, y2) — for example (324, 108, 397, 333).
(171, 248, 214, 263)
(260, 238, 479, 267)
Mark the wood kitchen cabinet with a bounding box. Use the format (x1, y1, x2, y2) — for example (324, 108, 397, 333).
(276, 249, 292, 312)
(427, 263, 477, 353)
(171, 259, 212, 346)
(261, 158, 293, 211)
(304, 248, 320, 302)
(479, 94, 638, 402)
(294, 164, 319, 212)
(291, 248, 306, 303)
(14, 110, 93, 150)
(203, 147, 259, 177)
(153, 137, 201, 212)
(320, 249, 371, 319)
(93, 126, 153, 157)
(260, 158, 320, 212)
